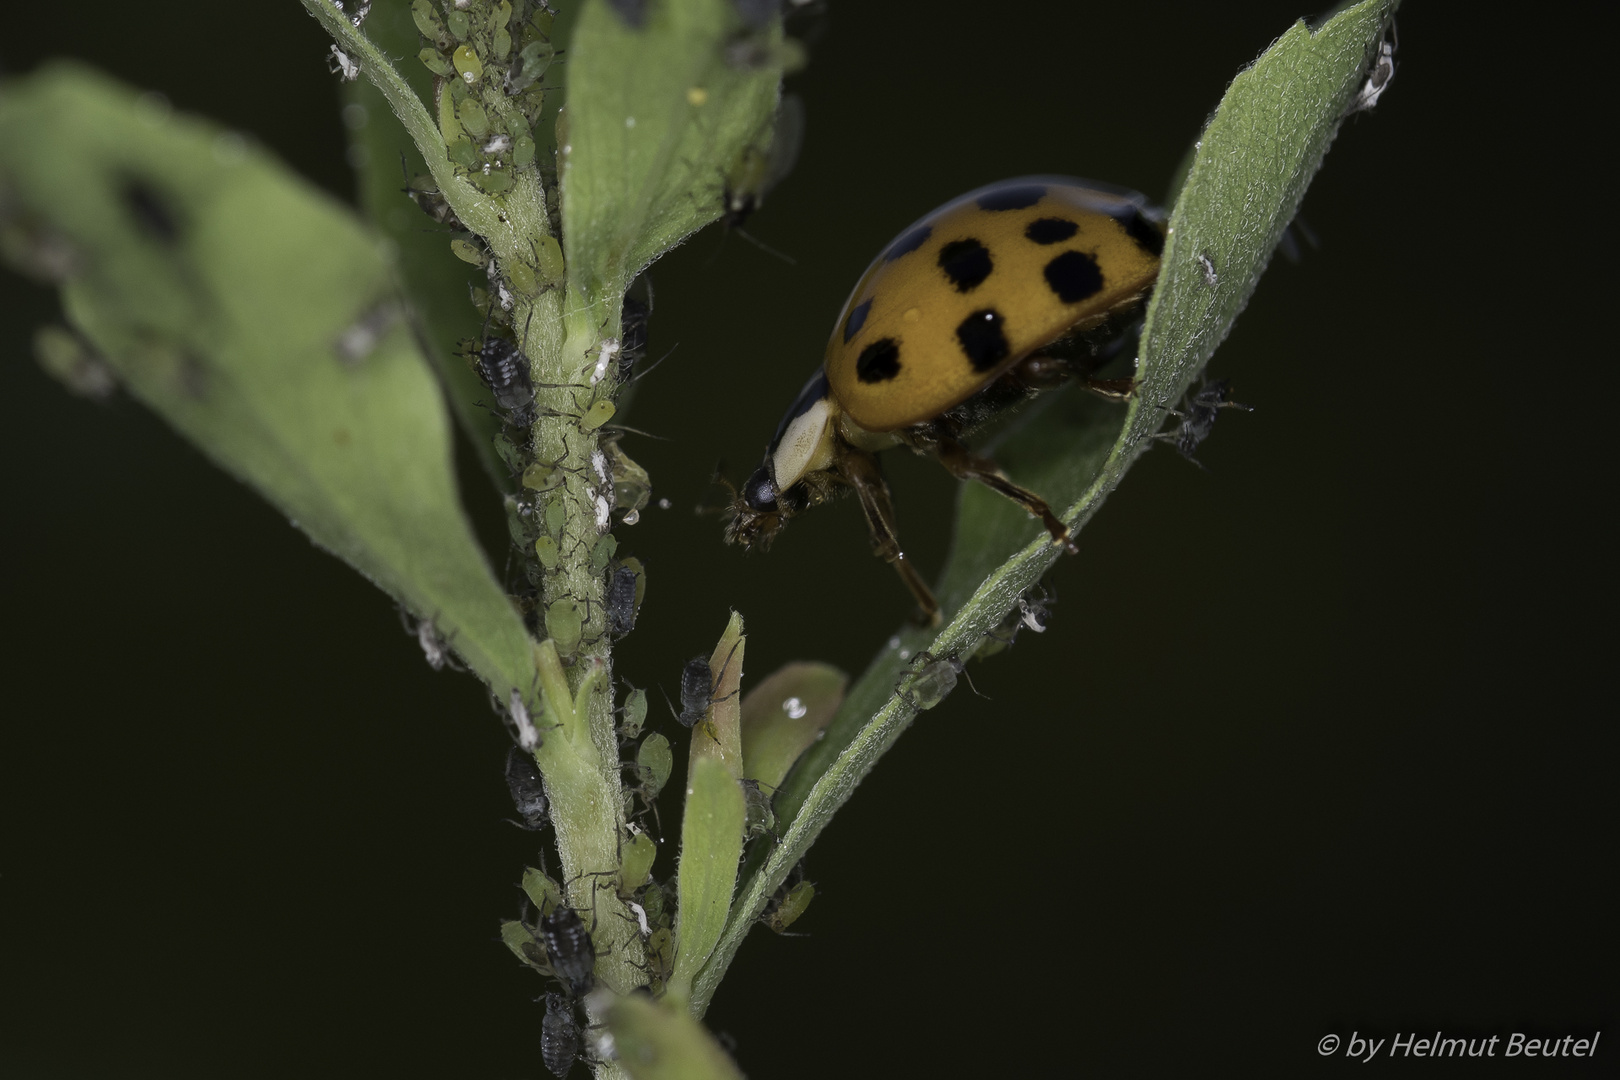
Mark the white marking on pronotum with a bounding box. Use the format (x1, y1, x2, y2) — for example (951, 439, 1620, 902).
(590, 338, 622, 385)
(510, 689, 539, 750)
(626, 900, 651, 937)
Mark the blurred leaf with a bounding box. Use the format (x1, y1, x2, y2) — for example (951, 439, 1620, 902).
(562, 0, 783, 308)
(690, 0, 1400, 1015)
(668, 754, 744, 1005)
(342, 2, 508, 490)
(0, 63, 536, 700)
(597, 988, 745, 1080)
(739, 661, 846, 792)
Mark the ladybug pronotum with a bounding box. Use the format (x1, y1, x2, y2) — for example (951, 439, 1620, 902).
(725, 177, 1165, 623)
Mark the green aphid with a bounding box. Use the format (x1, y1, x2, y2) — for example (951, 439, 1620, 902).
(521, 867, 564, 916)
(580, 399, 615, 431)
(545, 599, 582, 656)
(591, 533, 618, 573)
(762, 879, 815, 934)
(618, 832, 656, 896)
(636, 733, 673, 798)
(418, 48, 454, 77)
(619, 686, 648, 740)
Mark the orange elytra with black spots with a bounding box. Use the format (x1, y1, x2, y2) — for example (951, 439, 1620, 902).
(724, 176, 1164, 624)
(827, 176, 1164, 431)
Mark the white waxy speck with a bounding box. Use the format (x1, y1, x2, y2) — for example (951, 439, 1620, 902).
(887, 635, 902, 650)
(590, 338, 621, 385)
(625, 116, 636, 128)
(510, 689, 539, 750)
(594, 495, 611, 532)
(591, 448, 610, 487)
(899, 649, 912, 661)
(783, 697, 807, 720)
(657, 498, 671, 510)
(627, 900, 651, 937)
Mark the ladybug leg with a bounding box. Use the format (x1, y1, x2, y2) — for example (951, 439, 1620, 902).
(837, 447, 942, 626)
(928, 436, 1076, 552)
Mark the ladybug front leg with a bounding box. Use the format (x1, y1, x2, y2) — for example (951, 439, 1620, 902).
(837, 446, 942, 626)
(928, 436, 1076, 552)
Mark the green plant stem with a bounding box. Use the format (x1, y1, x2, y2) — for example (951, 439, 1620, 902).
(301, 0, 641, 1017)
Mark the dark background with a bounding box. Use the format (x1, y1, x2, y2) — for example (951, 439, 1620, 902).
(1, 2, 1611, 1077)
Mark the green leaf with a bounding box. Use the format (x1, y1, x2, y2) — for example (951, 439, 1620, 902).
(739, 661, 847, 792)
(561, 0, 784, 308)
(689, 0, 1400, 1015)
(597, 989, 745, 1080)
(0, 63, 536, 701)
(668, 754, 745, 1005)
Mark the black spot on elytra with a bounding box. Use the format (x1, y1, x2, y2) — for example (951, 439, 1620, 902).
(937, 238, 993, 292)
(1118, 208, 1165, 257)
(977, 184, 1045, 211)
(956, 309, 1008, 372)
(1025, 217, 1078, 245)
(843, 298, 872, 343)
(855, 338, 902, 383)
(887, 225, 932, 261)
(1044, 250, 1104, 304)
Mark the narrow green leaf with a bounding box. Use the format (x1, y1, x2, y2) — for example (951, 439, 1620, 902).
(597, 988, 745, 1080)
(562, 0, 784, 307)
(690, 0, 1399, 1015)
(668, 754, 745, 1004)
(0, 64, 536, 700)
(739, 661, 847, 792)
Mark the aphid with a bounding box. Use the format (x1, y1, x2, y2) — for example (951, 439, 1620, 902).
(400, 608, 463, 672)
(618, 685, 649, 742)
(540, 991, 581, 1078)
(760, 861, 815, 934)
(505, 746, 550, 832)
(539, 904, 596, 996)
(400, 156, 465, 231)
(618, 290, 651, 382)
(606, 563, 640, 637)
(676, 655, 714, 728)
(473, 333, 537, 426)
(506, 688, 542, 751)
(674, 644, 740, 729)
(333, 299, 403, 365)
(32, 325, 116, 401)
(724, 177, 1163, 623)
(901, 651, 978, 711)
(973, 585, 1056, 660)
(722, 94, 804, 234)
(740, 778, 777, 841)
(328, 44, 361, 81)
(1151, 377, 1253, 466)
(1351, 24, 1397, 113)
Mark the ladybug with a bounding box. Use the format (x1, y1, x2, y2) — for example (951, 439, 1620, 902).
(724, 177, 1165, 623)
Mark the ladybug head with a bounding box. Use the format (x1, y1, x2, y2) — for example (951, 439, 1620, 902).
(721, 461, 809, 551)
